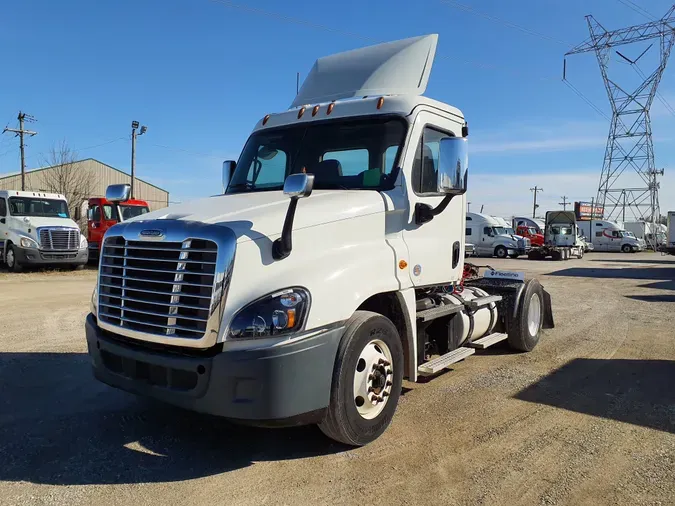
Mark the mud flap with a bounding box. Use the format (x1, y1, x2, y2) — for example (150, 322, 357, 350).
(542, 288, 555, 329)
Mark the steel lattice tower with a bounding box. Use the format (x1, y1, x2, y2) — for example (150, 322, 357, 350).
(565, 6, 675, 246)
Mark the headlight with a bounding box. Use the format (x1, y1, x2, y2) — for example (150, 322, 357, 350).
(20, 237, 38, 248)
(91, 285, 98, 315)
(228, 288, 310, 339)
(506, 242, 517, 248)
(80, 234, 88, 249)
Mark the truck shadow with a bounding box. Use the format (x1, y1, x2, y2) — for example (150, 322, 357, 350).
(548, 266, 675, 284)
(514, 358, 675, 434)
(625, 294, 675, 303)
(588, 258, 675, 265)
(0, 352, 345, 486)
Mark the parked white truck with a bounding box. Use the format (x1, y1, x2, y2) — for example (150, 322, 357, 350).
(0, 190, 88, 271)
(577, 219, 643, 253)
(465, 212, 531, 258)
(667, 212, 675, 255)
(623, 221, 665, 250)
(528, 211, 584, 260)
(85, 35, 554, 446)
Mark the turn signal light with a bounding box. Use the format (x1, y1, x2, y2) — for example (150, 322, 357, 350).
(377, 97, 385, 109)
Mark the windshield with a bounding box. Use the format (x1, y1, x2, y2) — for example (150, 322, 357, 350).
(623, 231, 635, 238)
(9, 197, 70, 218)
(492, 226, 507, 235)
(227, 117, 407, 193)
(528, 227, 538, 235)
(119, 204, 149, 220)
(505, 227, 516, 235)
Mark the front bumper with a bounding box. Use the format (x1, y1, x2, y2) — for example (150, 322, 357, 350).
(85, 314, 343, 425)
(14, 246, 88, 265)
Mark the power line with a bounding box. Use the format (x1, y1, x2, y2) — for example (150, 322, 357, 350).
(437, 0, 571, 46)
(562, 79, 611, 121)
(616, 0, 655, 21)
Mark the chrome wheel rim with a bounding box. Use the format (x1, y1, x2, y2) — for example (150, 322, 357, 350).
(527, 293, 542, 336)
(353, 339, 394, 420)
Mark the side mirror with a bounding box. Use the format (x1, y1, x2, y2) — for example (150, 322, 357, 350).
(106, 184, 131, 203)
(283, 173, 314, 198)
(222, 160, 236, 192)
(438, 137, 468, 194)
(273, 173, 315, 260)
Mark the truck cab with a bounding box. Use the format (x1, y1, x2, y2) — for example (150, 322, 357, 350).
(577, 220, 643, 253)
(0, 190, 88, 272)
(466, 212, 530, 258)
(87, 197, 149, 259)
(513, 216, 545, 235)
(85, 35, 553, 446)
(514, 224, 544, 247)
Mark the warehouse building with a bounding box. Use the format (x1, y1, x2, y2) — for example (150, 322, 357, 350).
(0, 158, 169, 229)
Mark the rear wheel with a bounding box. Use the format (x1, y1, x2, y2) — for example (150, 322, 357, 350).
(508, 279, 544, 352)
(5, 245, 22, 273)
(495, 246, 508, 259)
(319, 311, 403, 446)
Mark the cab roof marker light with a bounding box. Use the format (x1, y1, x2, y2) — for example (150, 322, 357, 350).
(377, 97, 385, 109)
(312, 105, 320, 117)
(327, 102, 335, 115)
(262, 114, 271, 126)
(298, 107, 306, 119)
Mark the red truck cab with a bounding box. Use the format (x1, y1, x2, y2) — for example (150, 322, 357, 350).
(87, 197, 149, 259)
(515, 225, 545, 247)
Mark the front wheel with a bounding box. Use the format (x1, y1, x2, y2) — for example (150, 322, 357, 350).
(621, 244, 632, 253)
(508, 279, 545, 352)
(319, 311, 404, 446)
(5, 245, 22, 273)
(495, 246, 508, 258)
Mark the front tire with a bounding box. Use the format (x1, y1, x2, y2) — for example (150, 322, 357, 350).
(495, 246, 508, 258)
(508, 279, 544, 352)
(5, 245, 22, 272)
(319, 311, 404, 446)
(621, 244, 632, 253)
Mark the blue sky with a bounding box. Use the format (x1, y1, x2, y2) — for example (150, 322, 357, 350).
(1, 0, 674, 218)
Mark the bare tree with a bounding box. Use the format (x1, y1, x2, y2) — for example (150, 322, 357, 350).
(40, 140, 93, 225)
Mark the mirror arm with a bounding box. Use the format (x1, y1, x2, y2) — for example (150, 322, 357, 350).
(415, 194, 454, 225)
(272, 197, 299, 260)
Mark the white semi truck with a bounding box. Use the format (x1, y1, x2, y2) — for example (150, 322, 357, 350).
(0, 190, 88, 271)
(465, 212, 531, 258)
(667, 212, 675, 255)
(577, 220, 644, 253)
(85, 35, 554, 446)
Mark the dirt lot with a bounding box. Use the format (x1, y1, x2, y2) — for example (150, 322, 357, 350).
(0, 253, 674, 506)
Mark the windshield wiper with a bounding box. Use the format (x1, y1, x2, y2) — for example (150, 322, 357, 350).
(227, 182, 256, 191)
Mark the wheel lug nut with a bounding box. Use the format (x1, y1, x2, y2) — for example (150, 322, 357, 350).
(386, 381, 393, 387)
(377, 396, 384, 402)
(386, 369, 393, 375)
(382, 391, 389, 397)
(368, 374, 374, 381)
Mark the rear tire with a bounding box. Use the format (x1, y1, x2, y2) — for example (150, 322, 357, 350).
(508, 279, 544, 352)
(319, 311, 404, 447)
(5, 245, 22, 273)
(551, 250, 562, 261)
(495, 246, 508, 259)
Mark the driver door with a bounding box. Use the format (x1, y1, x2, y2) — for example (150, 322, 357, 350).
(400, 111, 465, 286)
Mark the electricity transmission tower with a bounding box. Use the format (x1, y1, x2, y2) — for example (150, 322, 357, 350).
(565, 6, 675, 248)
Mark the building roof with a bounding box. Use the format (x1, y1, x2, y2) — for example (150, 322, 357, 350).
(0, 158, 167, 194)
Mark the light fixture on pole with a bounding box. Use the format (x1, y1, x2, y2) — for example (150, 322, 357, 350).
(130, 120, 148, 199)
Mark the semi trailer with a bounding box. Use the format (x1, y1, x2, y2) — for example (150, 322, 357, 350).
(85, 34, 554, 446)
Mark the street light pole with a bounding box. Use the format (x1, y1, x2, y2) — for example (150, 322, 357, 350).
(130, 120, 147, 200)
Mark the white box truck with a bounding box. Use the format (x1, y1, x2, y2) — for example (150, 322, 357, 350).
(0, 190, 88, 271)
(624, 221, 665, 250)
(465, 212, 531, 258)
(577, 219, 644, 253)
(85, 35, 554, 446)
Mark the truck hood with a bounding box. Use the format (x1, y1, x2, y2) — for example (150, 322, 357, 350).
(8, 216, 80, 231)
(128, 190, 386, 242)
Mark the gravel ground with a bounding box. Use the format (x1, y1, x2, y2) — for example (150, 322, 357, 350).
(0, 253, 673, 506)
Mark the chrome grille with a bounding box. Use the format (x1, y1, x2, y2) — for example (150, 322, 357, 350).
(98, 236, 218, 339)
(39, 228, 79, 250)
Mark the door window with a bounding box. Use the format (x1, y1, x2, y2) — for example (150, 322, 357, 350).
(412, 127, 454, 194)
(596, 231, 603, 237)
(103, 205, 114, 220)
(466, 227, 472, 236)
(0, 198, 6, 217)
(483, 226, 492, 236)
(612, 230, 621, 238)
(91, 205, 101, 221)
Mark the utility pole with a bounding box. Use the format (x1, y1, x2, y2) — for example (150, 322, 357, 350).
(559, 195, 569, 210)
(2, 111, 37, 191)
(530, 186, 543, 218)
(296, 72, 300, 95)
(467, 201, 471, 212)
(130, 120, 148, 199)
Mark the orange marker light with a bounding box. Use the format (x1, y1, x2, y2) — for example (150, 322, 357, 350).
(312, 105, 320, 116)
(287, 309, 296, 328)
(298, 107, 305, 119)
(262, 114, 270, 125)
(399, 260, 408, 269)
(327, 102, 335, 115)
(377, 97, 385, 109)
